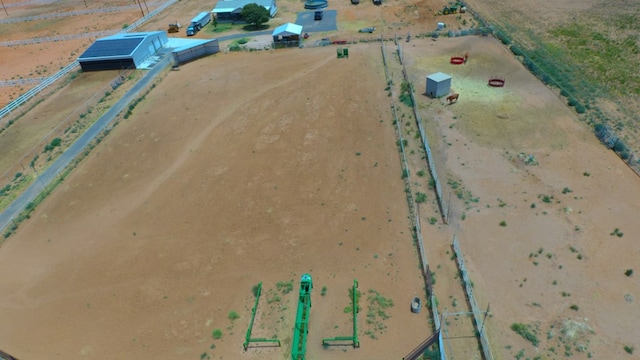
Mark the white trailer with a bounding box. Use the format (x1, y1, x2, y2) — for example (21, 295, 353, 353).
(186, 12, 211, 36)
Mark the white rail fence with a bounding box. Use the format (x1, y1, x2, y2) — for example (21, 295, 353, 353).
(0, 0, 179, 121)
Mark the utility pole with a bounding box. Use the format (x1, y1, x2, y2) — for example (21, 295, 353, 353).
(479, 303, 490, 336)
(30, 164, 48, 193)
(1, 0, 8, 16)
(136, 0, 144, 17)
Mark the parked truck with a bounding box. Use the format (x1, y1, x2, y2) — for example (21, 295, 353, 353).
(186, 12, 210, 36)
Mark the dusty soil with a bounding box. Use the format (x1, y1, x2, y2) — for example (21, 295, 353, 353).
(1, 0, 640, 359)
(0, 45, 436, 359)
(399, 36, 640, 359)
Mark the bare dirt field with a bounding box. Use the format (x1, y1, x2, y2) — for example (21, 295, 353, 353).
(1, 0, 640, 359)
(0, 44, 436, 359)
(397, 36, 640, 359)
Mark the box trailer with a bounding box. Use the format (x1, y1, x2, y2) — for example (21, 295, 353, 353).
(186, 12, 211, 36)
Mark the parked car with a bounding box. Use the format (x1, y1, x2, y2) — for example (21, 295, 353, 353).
(359, 26, 376, 33)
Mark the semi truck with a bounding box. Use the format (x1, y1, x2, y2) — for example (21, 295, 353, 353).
(186, 12, 210, 36)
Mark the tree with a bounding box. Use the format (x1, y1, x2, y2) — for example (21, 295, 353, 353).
(241, 3, 269, 29)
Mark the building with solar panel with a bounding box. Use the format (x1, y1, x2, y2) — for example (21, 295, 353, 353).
(78, 31, 168, 71)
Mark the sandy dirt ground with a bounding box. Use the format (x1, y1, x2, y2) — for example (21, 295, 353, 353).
(1, 0, 640, 359)
(398, 36, 640, 359)
(0, 45, 436, 359)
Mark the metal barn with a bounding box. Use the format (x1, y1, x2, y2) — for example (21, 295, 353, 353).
(168, 38, 220, 65)
(272, 23, 303, 47)
(425, 72, 451, 98)
(78, 31, 168, 71)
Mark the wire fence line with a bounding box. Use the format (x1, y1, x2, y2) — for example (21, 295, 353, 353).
(452, 236, 494, 360)
(0, 78, 48, 87)
(0, 30, 115, 47)
(396, 40, 448, 224)
(0, 61, 80, 122)
(0, 3, 161, 25)
(381, 36, 445, 360)
(0, 0, 178, 121)
(2, 0, 57, 9)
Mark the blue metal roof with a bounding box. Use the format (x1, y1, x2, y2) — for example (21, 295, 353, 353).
(79, 38, 143, 58)
(78, 32, 163, 60)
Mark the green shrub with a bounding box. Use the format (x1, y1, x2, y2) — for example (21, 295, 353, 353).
(276, 280, 293, 294)
(510, 45, 523, 56)
(613, 140, 628, 154)
(228, 310, 240, 321)
(212, 329, 223, 339)
(511, 323, 539, 347)
(624, 269, 633, 277)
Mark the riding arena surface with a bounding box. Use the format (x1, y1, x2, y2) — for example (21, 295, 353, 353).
(0, 0, 640, 359)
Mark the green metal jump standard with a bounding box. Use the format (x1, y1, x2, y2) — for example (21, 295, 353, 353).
(322, 279, 360, 348)
(243, 282, 281, 350)
(291, 274, 313, 360)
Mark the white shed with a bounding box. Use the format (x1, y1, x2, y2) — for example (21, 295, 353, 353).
(272, 23, 303, 39)
(272, 23, 303, 47)
(426, 72, 451, 98)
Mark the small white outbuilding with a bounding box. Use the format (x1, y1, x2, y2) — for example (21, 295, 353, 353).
(425, 72, 451, 98)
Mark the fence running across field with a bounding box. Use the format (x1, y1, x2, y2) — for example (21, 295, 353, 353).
(381, 36, 445, 360)
(0, 0, 178, 122)
(396, 40, 448, 224)
(0, 77, 48, 87)
(0, 61, 80, 122)
(452, 236, 494, 360)
(0, 31, 115, 47)
(0, 3, 162, 25)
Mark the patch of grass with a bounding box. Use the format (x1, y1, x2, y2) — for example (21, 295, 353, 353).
(415, 192, 427, 203)
(228, 310, 240, 321)
(276, 280, 293, 294)
(510, 323, 539, 347)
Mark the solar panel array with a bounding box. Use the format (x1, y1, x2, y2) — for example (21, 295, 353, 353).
(79, 37, 145, 58)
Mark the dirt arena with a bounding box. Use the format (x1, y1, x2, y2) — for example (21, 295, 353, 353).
(1, 0, 639, 359)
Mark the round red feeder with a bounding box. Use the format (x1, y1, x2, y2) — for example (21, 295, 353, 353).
(488, 77, 505, 87)
(450, 56, 465, 65)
